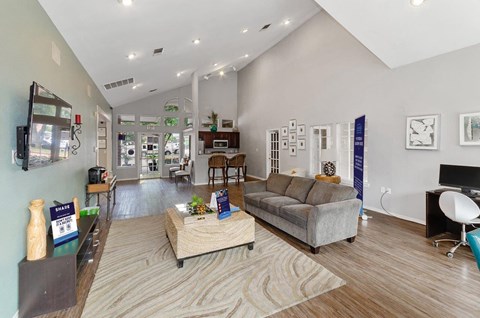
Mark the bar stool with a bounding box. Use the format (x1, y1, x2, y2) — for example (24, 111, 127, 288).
(208, 154, 227, 186)
(226, 153, 246, 185)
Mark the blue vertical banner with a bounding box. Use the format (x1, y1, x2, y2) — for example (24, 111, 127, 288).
(353, 115, 366, 216)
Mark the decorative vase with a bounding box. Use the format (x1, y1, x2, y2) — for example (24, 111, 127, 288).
(27, 199, 47, 261)
(210, 124, 217, 132)
(73, 197, 80, 219)
(323, 161, 336, 177)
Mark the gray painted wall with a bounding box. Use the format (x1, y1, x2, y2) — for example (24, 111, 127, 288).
(0, 2, 111, 316)
(112, 73, 238, 182)
(238, 11, 480, 224)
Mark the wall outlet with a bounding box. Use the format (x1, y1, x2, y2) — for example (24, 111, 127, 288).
(386, 188, 392, 194)
(381, 186, 386, 193)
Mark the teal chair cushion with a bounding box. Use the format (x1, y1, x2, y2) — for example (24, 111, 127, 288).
(466, 228, 480, 271)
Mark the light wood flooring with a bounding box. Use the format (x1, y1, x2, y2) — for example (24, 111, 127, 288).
(41, 177, 480, 318)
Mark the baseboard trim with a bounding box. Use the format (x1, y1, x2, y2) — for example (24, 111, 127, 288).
(117, 177, 140, 182)
(12, 310, 18, 318)
(364, 205, 425, 225)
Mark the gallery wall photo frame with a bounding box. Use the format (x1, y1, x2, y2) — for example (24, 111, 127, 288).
(281, 126, 288, 137)
(405, 114, 440, 150)
(281, 139, 288, 150)
(289, 131, 297, 143)
(97, 127, 106, 137)
(297, 124, 306, 136)
(298, 139, 306, 150)
(289, 145, 297, 156)
(289, 119, 297, 131)
(459, 111, 480, 146)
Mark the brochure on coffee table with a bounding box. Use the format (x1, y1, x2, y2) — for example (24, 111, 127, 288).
(49, 202, 78, 247)
(215, 189, 231, 220)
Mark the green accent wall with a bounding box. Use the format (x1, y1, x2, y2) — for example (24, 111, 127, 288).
(0, 1, 111, 317)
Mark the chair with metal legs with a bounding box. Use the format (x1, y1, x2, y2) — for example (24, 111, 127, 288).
(433, 191, 480, 258)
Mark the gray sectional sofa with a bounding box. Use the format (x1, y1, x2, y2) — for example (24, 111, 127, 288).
(243, 173, 361, 253)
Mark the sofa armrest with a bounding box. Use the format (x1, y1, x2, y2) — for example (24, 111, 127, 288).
(243, 180, 267, 195)
(307, 198, 362, 247)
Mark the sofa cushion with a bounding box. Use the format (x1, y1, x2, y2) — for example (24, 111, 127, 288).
(260, 196, 302, 215)
(266, 173, 293, 195)
(244, 191, 281, 206)
(279, 204, 312, 229)
(305, 181, 358, 206)
(285, 177, 316, 203)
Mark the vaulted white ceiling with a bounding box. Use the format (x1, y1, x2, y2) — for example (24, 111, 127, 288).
(38, 0, 480, 108)
(38, 0, 321, 107)
(314, 0, 480, 68)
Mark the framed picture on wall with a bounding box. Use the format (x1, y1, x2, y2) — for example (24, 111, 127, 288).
(289, 145, 297, 156)
(281, 126, 288, 137)
(298, 139, 306, 150)
(98, 127, 106, 137)
(297, 124, 306, 136)
(405, 114, 440, 150)
(289, 132, 297, 143)
(460, 112, 480, 146)
(289, 119, 297, 131)
(282, 139, 288, 150)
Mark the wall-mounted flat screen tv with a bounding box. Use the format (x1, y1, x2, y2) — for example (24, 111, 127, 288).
(23, 82, 72, 171)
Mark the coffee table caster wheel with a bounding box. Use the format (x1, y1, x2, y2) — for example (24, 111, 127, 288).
(177, 260, 184, 268)
(446, 252, 454, 259)
(248, 243, 254, 250)
(433, 242, 438, 247)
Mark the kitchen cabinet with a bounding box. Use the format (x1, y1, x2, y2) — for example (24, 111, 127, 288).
(198, 131, 240, 148)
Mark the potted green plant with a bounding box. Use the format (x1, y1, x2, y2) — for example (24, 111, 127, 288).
(203, 111, 218, 132)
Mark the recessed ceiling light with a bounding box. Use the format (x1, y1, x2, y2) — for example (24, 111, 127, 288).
(132, 85, 137, 89)
(127, 53, 136, 60)
(219, 70, 225, 76)
(177, 72, 182, 77)
(410, 0, 424, 6)
(193, 39, 200, 45)
(241, 28, 249, 34)
(118, 0, 133, 6)
(244, 54, 249, 58)
(283, 19, 291, 26)
(213, 63, 218, 67)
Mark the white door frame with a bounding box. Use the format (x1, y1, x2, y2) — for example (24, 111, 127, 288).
(266, 129, 280, 177)
(96, 106, 112, 172)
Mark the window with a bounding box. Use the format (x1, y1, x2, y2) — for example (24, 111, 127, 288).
(183, 135, 191, 158)
(310, 125, 332, 175)
(184, 117, 193, 128)
(164, 133, 180, 164)
(140, 116, 161, 129)
(117, 132, 136, 167)
(336, 121, 368, 183)
(164, 117, 179, 127)
(164, 98, 179, 112)
(118, 114, 135, 125)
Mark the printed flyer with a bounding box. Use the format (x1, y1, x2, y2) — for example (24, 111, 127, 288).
(215, 189, 231, 220)
(49, 202, 78, 247)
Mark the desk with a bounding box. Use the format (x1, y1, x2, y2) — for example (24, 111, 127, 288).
(425, 189, 480, 237)
(86, 176, 117, 220)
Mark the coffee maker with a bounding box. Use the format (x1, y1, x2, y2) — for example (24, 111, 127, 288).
(88, 166, 107, 184)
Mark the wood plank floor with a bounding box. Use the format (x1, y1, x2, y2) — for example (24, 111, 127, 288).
(41, 177, 480, 318)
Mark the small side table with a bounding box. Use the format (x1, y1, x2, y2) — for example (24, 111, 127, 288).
(86, 175, 117, 220)
(315, 174, 341, 184)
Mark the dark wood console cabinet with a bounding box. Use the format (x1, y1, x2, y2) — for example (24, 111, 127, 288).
(19, 215, 99, 318)
(198, 131, 240, 148)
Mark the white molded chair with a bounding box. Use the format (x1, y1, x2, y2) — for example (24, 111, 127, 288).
(433, 191, 480, 258)
(175, 160, 193, 185)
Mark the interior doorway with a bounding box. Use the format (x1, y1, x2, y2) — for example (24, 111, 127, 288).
(96, 106, 112, 173)
(140, 133, 161, 179)
(266, 129, 280, 176)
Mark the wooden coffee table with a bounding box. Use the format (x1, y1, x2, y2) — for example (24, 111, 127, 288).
(165, 208, 255, 268)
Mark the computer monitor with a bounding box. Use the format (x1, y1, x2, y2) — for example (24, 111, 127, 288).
(439, 164, 480, 196)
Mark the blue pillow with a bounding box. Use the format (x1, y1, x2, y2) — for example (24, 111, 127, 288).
(466, 228, 480, 271)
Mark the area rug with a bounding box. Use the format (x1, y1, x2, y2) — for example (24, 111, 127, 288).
(82, 215, 345, 318)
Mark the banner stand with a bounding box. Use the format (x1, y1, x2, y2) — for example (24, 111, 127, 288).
(354, 115, 371, 221)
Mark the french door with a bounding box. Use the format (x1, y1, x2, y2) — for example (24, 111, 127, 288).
(266, 129, 280, 176)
